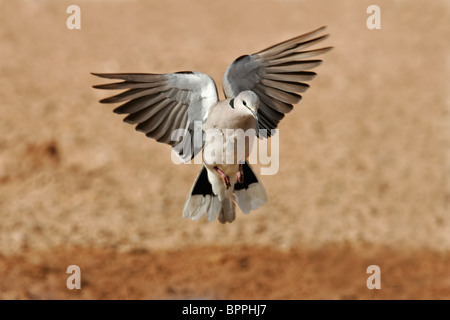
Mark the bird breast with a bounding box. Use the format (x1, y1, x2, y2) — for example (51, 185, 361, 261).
(202, 102, 257, 175)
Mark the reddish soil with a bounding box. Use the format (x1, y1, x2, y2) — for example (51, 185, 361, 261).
(2, 245, 450, 299)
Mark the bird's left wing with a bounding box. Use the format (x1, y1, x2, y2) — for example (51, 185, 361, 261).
(222, 26, 332, 137)
(92, 71, 218, 161)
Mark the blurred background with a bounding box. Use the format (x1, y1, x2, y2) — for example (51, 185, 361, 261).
(0, 0, 449, 299)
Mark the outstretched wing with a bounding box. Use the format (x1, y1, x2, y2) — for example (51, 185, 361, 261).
(222, 26, 332, 137)
(92, 71, 218, 161)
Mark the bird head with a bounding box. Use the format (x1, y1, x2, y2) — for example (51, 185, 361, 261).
(229, 90, 259, 119)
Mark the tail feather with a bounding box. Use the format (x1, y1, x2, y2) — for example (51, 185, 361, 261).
(206, 195, 222, 222)
(183, 163, 267, 223)
(218, 198, 236, 223)
(183, 166, 236, 223)
(234, 162, 268, 214)
(182, 194, 205, 220)
(182, 167, 221, 221)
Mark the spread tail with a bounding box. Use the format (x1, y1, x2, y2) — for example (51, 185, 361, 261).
(182, 166, 236, 224)
(182, 162, 267, 223)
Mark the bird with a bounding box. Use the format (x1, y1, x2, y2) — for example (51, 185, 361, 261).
(92, 26, 332, 224)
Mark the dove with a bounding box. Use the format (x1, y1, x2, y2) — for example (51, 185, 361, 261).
(92, 26, 332, 223)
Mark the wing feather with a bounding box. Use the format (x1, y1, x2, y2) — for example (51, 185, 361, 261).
(93, 80, 168, 90)
(93, 72, 218, 161)
(264, 71, 316, 82)
(113, 93, 165, 115)
(155, 103, 188, 144)
(124, 98, 172, 124)
(266, 60, 323, 71)
(255, 83, 301, 105)
(134, 100, 177, 131)
(223, 26, 332, 135)
(260, 78, 309, 93)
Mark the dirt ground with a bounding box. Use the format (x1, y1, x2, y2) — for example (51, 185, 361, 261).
(2, 245, 450, 300)
(0, 0, 449, 299)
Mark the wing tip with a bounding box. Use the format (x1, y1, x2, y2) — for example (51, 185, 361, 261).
(112, 106, 125, 114)
(98, 96, 116, 104)
(310, 25, 328, 36)
(124, 115, 139, 125)
(91, 72, 113, 79)
(92, 83, 111, 90)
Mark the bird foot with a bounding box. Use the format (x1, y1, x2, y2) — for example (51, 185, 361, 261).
(236, 164, 244, 184)
(214, 166, 231, 189)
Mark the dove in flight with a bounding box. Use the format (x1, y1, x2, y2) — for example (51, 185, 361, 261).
(92, 26, 332, 223)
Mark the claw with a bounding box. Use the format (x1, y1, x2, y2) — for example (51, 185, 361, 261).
(214, 167, 231, 189)
(214, 166, 231, 189)
(236, 163, 244, 184)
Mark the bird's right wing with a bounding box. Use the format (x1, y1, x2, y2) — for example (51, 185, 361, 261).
(92, 71, 218, 162)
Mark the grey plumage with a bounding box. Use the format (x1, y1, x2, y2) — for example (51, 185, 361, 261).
(223, 26, 332, 136)
(92, 26, 332, 223)
(93, 71, 218, 159)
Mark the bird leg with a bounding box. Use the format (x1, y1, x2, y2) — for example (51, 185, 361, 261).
(214, 166, 231, 189)
(236, 163, 244, 184)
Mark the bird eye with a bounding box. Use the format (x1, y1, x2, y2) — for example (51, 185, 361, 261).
(243, 100, 247, 106)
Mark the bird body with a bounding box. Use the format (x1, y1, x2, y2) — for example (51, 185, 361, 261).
(193, 91, 263, 223)
(92, 27, 332, 223)
(202, 92, 258, 177)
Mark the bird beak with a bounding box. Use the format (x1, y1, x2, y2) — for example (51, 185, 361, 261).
(244, 105, 257, 118)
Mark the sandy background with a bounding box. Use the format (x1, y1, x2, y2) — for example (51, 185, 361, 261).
(0, 0, 449, 299)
